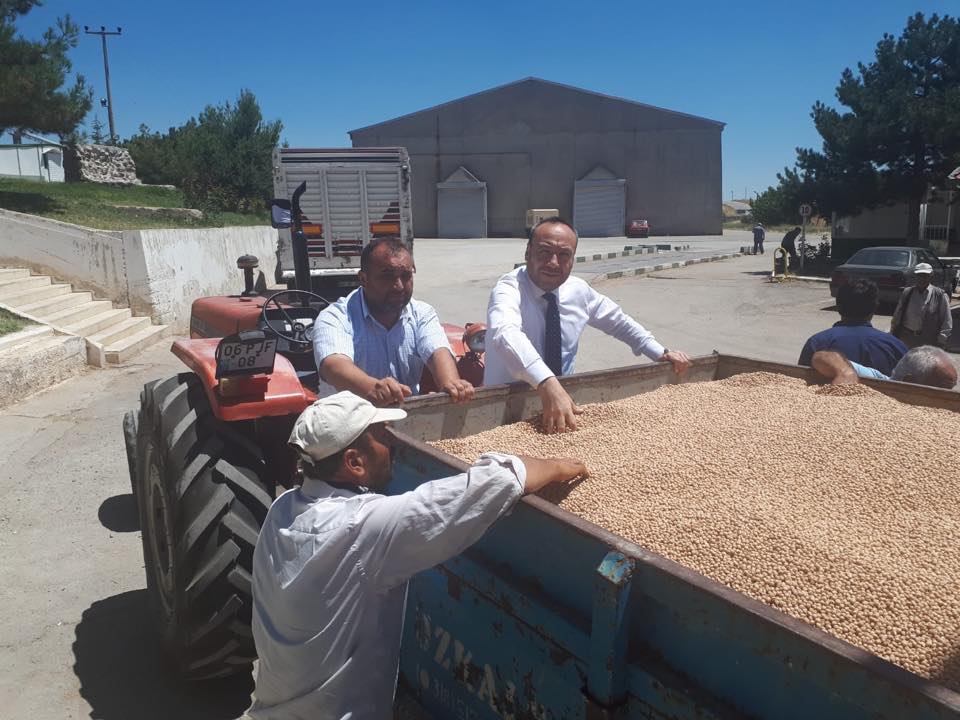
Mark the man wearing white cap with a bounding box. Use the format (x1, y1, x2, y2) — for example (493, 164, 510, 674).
(247, 391, 587, 719)
(891, 263, 953, 349)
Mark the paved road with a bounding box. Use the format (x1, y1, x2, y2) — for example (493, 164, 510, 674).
(2, 228, 952, 719)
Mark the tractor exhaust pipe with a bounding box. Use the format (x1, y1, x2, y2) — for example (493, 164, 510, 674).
(290, 182, 311, 307)
(237, 254, 259, 296)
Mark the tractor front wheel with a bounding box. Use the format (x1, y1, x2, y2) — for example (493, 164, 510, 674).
(134, 373, 272, 680)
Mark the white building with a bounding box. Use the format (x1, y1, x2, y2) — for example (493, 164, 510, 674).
(0, 132, 65, 183)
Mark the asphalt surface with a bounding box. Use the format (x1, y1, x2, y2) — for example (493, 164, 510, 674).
(2, 228, 956, 719)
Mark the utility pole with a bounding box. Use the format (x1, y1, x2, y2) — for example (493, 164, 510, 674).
(84, 25, 122, 143)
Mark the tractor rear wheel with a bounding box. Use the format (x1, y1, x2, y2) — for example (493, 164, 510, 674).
(134, 373, 272, 680)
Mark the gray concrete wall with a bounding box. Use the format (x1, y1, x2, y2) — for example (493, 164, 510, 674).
(0, 210, 278, 331)
(351, 80, 723, 237)
(0, 209, 128, 301)
(123, 226, 278, 329)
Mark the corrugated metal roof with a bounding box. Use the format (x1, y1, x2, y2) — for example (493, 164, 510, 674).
(349, 77, 725, 135)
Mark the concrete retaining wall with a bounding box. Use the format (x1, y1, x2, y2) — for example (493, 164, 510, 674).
(0, 332, 86, 410)
(123, 226, 278, 329)
(0, 209, 127, 302)
(0, 210, 279, 331)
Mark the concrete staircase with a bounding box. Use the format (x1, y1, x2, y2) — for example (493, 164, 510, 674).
(0, 267, 168, 366)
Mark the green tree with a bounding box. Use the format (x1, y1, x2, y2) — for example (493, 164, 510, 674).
(124, 90, 282, 213)
(0, 0, 92, 136)
(749, 169, 807, 226)
(90, 114, 105, 144)
(750, 186, 788, 225)
(124, 122, 192, 185)
(795, 12, 960, 243)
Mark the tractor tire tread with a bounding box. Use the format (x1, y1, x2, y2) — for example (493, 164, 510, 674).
(136, 373, 271, 680)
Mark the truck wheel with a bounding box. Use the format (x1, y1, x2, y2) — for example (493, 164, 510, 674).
(134, 373, 272, 680)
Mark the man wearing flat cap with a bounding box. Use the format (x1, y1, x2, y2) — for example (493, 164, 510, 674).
(247, 391, 587, 719)
(890, 263, 953, 349)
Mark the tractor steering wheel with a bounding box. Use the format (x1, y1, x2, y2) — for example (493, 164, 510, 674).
(260, 290, 328, 351)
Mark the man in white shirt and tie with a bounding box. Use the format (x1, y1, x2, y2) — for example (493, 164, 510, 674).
(485, 217, 692, 433)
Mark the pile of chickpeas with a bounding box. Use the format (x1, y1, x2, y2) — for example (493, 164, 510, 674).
(434, 372, 960, 690)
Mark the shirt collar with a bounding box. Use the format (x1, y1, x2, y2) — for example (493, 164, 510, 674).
(519, 266, 563, 300)
(299, 475, 367, 500)
(833, 321, 873, 328)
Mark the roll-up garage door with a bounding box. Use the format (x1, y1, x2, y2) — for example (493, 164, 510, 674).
(437, 166, 487, 238)
(573, 166, 626, 237)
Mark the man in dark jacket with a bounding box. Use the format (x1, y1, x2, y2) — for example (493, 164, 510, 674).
(799, 278, 907, 375)
(890, 263, 953, 349)
(780, 227, 802, 263)
(752, 223, 765, 255)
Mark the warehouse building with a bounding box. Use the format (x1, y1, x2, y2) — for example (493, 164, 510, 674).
(349, 78, 724, 238)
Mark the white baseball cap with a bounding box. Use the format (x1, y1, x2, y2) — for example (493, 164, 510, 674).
(915, 262, 934, 275)
(289, 391, 407, 463)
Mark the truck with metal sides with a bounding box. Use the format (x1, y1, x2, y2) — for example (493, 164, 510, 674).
(272, 146, 413, 299)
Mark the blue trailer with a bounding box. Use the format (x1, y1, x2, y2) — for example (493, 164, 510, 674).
(391, 355, 960, 720)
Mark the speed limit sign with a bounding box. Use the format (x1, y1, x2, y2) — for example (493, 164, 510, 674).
(799, 203, 812, 218)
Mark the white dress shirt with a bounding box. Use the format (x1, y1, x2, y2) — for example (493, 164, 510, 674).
(247, 453, 526, 720)
(483, 266, 666, 387)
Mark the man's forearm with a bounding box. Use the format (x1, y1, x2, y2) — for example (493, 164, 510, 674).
(810, 350, 858, 383)
(427, 348, 460, 386)
(589, 294, 664, 360)
(319, 354, 377, 394)
(939, 296, 952, 345)
(489, 326, 554, 387)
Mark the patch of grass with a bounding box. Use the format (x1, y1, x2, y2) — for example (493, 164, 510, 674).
(0, 177, 268, 230)
(0, 308, 28, 336)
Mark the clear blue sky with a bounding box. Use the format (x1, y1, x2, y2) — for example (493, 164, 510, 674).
(17, 0, 957, 201)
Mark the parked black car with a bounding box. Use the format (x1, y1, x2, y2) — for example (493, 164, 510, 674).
(830, 246, 956, 305)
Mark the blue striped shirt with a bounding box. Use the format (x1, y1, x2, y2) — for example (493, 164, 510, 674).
(310, 288, 451, 396)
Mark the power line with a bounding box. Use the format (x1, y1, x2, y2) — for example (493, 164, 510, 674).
(84, 25, 122, 143)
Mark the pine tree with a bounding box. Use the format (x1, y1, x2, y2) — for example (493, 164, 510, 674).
(0, 1, 92, 136)
(796, 13, 960, 243)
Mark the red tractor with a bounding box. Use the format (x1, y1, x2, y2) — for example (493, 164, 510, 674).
(123, 182, 485, 680)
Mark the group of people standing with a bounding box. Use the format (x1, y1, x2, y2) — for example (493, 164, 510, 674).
(245, 217, 691, 718)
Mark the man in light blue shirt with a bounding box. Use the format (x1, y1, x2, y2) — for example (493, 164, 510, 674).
(810, 347, 957, 389)
(311, 238, 474, 405)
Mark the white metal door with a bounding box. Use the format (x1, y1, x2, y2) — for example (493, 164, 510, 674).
(574, 177, 626, 237)
(438, 187, 487, 238)
(437, 166, 487, 238)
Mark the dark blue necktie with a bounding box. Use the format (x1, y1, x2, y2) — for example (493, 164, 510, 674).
(543, 291, 563, 377)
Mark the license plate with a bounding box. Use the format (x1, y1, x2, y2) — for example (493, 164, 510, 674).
(215, 332, 277, 378)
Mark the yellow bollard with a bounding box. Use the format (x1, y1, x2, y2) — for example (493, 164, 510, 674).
(771, 247, 790, 282)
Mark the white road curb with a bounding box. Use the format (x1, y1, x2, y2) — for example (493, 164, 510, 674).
(575, 244, 692, 264)
(590, 253, 743, 282)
